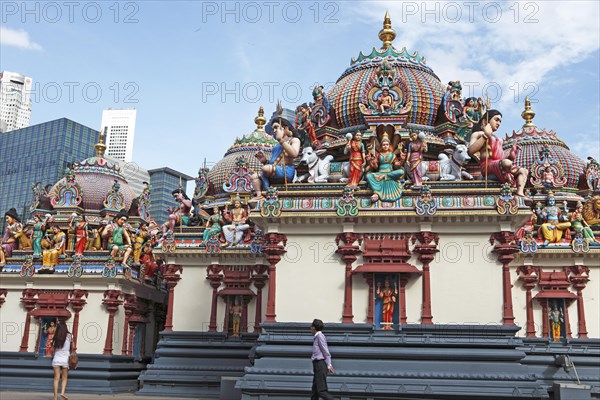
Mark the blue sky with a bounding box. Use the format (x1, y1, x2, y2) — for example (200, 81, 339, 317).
(2, 0, 599, 184)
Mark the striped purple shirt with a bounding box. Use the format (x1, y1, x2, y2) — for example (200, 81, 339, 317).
(311, 331, 332, 367)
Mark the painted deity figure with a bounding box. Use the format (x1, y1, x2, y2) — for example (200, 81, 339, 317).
(377, 277, 398, 330)
(162, 189, 193, 237)
(542, 167, 556, 188)
(222, 198, 250, 247)
(366, 133, 405, 202)
(42, 226, 66, 269)
(538, 193, 571, 246)
(140, 241, 158, 282)
(252, 120, 301, 199)
(295, 103, 319, 147)
(0, 208, 23, 267)
(203, 206, 223, 243)
(102, 212, 133, 267)
(468, 110, 529, 199)
(456, 97, 479, 142)
(230, 296, 243, 337)
(549, 302, 564, 341)
(44, 320, 56, 357)
(407, 131, 427, 188)
(69, 213, 88, 255)
(31, 214, 51, 257)
(133, 222, 151, 266)
(344, 131, 366, 188)
(571, 201, 598, 243)
(376, 88, 395, 114)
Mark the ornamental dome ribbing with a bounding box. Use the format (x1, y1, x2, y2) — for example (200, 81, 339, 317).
(328, 13, 445, 129)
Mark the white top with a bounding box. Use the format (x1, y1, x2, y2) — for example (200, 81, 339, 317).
(51, 333, 71, 367)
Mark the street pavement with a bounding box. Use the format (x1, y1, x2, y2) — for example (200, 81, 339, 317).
(0, 392, 208, 400)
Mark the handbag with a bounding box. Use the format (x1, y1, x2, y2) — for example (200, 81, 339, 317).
(68, 337, 78, 370)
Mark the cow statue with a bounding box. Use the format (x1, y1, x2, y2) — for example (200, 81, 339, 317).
(295, 146, 334, 183)
(418, 144, 473, 181)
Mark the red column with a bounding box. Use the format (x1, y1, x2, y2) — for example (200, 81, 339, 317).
(490, 232, 518, 325)
(241, 297, 249, 334)
(127, 322, 136, 356)
(399, 276, 408, 324)
(412, 232, 439, 325)
(163, 264, 183, 332)
(102, 290, 123, 355)
(364, 274, 374, 324)
(252, 265, 268, 333)
(122, 294, 136, 355)
(516, 266, 538, 338)
(569, 266, 589, 338)
(19, 289, 39, 352)
(69, 290, 88, 351)
(335, 233, 362, 323)
(564, 305, 573, 339)
(263, 233, 287, 323)
(206, 265, 223, 332)
(0, 289, 7, 308)
(540, 300, 549, 338)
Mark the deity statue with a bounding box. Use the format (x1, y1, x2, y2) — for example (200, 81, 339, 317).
(42, 225, 66, 269)
(230, 296, 243, 337)
(456, 97, 479, 142)
(43, 320, 56, 357)
(377, 276, 398, 330)
(203, 206, 223, 243)
(542, 167, 556, 188)
(162, 189, 193, 237)
(571, 201, 598, 244)
(407, 131, 427, 189)
(0, 208, 23, 267)
(468, 110, 529, 199)
(69, 213, 88, 256)
(140, 241, 158, 282)
(549, 302, 564, 342)
(366, 133, 405, 202)
(138, 181, 151, 220)
(251, 119, 301, 199)
(344, 131, 366, 188)
(101, 212, 133, 267)
(133, 221, 151, 266)
(538, 193, 571, 246)
(31, 214, 52, 257)
(295, 103, 320, 147)
(376, 87, 395, 114)
(222, 197, 250, 247)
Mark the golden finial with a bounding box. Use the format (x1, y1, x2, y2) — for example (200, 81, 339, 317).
(254, 106, 266, 131)
(521, 96, 536, 128)
(95, 127, 107, 157)
(378, 11, 396, 50)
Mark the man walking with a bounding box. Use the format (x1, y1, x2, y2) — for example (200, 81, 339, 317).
(311, 319, 334, 400)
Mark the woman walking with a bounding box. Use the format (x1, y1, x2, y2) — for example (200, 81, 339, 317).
(51, 321, 71, 400)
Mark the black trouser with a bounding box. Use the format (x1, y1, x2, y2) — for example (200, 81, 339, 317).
(311, 359, 333, 400)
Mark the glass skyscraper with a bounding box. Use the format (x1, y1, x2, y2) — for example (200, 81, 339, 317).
(148, 167, 193, 225)
(0, 118, 99, 222)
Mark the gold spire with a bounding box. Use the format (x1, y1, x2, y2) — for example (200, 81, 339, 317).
(254, 106, 266, 131)
(378, 11, 396, 50)
(521, 96, 536, 128)
(95, 127, 107, 157)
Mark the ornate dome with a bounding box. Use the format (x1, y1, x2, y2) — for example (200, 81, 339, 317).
(503, 99, 586, 189)
(48, 131, 137, 212)
(328, 12, 445, 129)
(207, 107, 278, 196)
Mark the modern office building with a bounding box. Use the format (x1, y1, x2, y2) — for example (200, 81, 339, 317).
(100, 108, 137, 162)
(0, 118, 99, 221)
(105, 156, 150, 196)
(148, 167, 194, 225)
(0, 71, 33, 133)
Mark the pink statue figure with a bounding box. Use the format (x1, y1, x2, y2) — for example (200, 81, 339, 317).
(377, 277, 398, 330)
(344, 131, 366, 188)
(162, 189, 193, 237)
(69, 213, 88, 255)
(221, 197, 250, 248)
(407, 131, 427, 188)
(542, 167, 556, 188)
(468, 110, 529, 199)
(376, 87, 395, 114)
(0, 208, 23, 267)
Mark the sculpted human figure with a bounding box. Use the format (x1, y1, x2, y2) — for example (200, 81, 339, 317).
(376, 88, 395, 114)
(468, 110, 529, 199)
(222, 198, 250, 247)
(42, 226, 66, 269)
(102, 212, 133, 267)
(538, 193, 571, 246)
(252, 120, 300, 199)
(542, 167, 556, 188)
(162, 189, 193, 236)
(203, 206, 223, 243)
(571, 201, 598, 243)
(407, 131, 427, 188)
(0, 208, 23, 267)
(549, 302, 564, 341)
(296, 104, 319, 147)
(365, 133, 405, 202)
(133, 221, 150, 266)
(32, 214, 52, 257)
(69, 213, 87, 256)
(377, 277, 397, 330)
(344, 131, 366, 188)
(230, 296, 243, 337)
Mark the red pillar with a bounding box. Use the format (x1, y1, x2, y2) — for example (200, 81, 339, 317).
(19, 289, 39, 352)
(163, 264, 183, 332)
(490, 232, 518, 326)
(102, 290, 123, 355)
(364, 274, 374, 325)
(263, 233, 287, 323)
(252, 265, 268, 333)
(541, 300, 549, 338)
(412, 232, 439, 325)
(0, 289, 7, 308)
(122, 294, 136, 355)
(516, 266, 538, 338)
(399, 276, 408, 324)
(206, 265, 223, 332)
(569, 266, 590, 338)
(127, 322, 136, 356)
(335, 233, 362, 323)
(69, 290, 88, 351)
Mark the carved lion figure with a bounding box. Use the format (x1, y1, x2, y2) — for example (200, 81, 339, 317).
(583, 196, 600, 226)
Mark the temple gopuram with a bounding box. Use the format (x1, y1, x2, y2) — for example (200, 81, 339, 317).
(2, 13, 599, 400)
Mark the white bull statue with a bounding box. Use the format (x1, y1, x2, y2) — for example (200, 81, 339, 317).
(418, 144, 473, 181)
(295, 146, 335, 183)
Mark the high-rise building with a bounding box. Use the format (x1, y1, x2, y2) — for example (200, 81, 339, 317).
(101, 108, 137, 162)
(148, 167, 194, 225)
(105, 156, 150, 196)
(0, 71, 33, 133)
(0, 118, 98, 221)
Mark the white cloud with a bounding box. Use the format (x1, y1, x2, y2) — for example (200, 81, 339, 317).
(0, 27, 42, 50)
